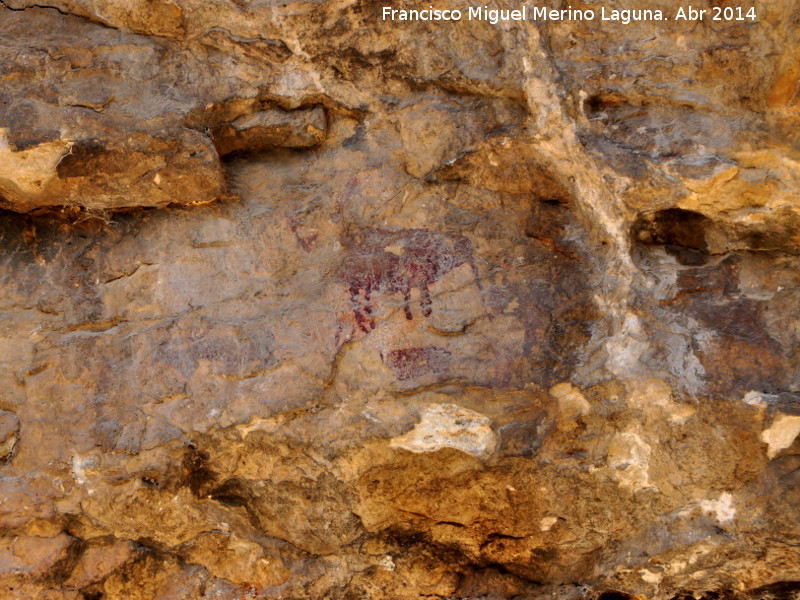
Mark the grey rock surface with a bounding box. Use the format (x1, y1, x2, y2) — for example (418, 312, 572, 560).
(0, 0, 798, 598)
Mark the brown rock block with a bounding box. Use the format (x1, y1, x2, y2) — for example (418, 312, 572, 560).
(0, 0, 797, 597)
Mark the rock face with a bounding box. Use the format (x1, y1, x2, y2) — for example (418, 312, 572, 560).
(0, 1, 798, 599)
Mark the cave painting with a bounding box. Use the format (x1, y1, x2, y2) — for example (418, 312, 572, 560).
(337, 228, 479, 332)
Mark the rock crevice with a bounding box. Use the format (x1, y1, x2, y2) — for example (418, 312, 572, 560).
(0, 0, 798, 598)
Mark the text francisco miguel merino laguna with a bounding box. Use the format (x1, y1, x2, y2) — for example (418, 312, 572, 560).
(382, 5, 758, 24)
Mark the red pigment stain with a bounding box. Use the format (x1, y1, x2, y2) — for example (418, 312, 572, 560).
(384, 346, 452, 381)
(336, 228, 479, 333)
(287, 212, 318, 252)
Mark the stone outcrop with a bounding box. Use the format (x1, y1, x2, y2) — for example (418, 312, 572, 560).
(0, 0, 798, 599)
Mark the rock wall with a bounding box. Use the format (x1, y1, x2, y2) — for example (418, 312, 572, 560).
(0, 0, 798, 598)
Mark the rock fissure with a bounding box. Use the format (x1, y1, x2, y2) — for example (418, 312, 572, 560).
(1, 0, 799, 598)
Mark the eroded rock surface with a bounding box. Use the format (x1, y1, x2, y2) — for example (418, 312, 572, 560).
(0, 0, 798, 599)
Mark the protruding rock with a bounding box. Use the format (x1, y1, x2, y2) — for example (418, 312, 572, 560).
(210, 106, 327, 156)
(0, 410, 19, 463)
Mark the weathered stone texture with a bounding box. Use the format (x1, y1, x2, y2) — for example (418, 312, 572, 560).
(0, 0, 798, 598)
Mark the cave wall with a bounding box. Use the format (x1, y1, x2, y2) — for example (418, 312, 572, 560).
(0, 1, 799, 598)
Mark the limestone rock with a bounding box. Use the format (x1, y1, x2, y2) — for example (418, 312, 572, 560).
(0, 5, 329, 212)
(0, 0, 798, 599)
(0, 410, 19, 463)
